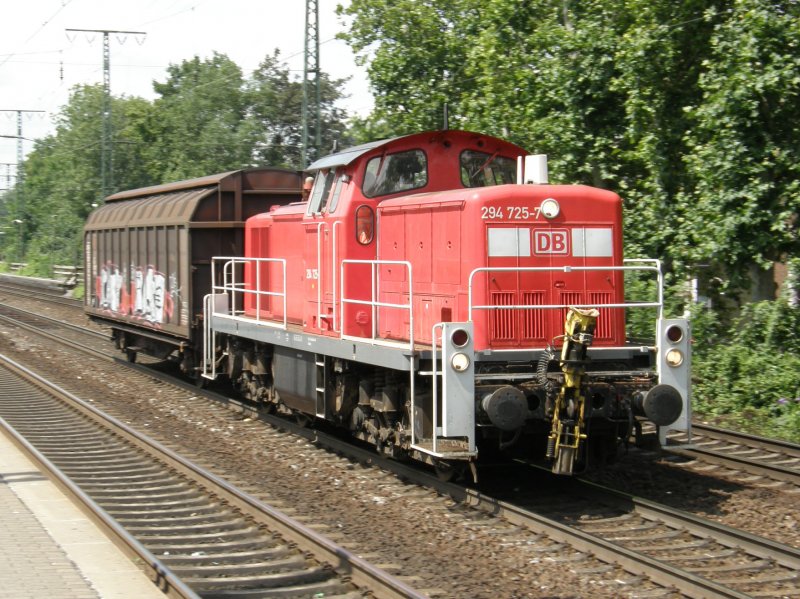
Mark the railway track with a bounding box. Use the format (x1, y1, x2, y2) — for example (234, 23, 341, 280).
(666, 425, 800, 488)
(0, 279, 82, 307)
(283, 423, 800, 598)
(0, 302, 110, 350)
(0, 354, 423, 599)
(3, 277, 800, 597)
(5, 284, 800, 495)
(472, 466, 800, 598)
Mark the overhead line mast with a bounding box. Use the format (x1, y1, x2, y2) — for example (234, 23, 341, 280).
(301, 0, 321, 167)
(0, 109, 45, 226)
(65, 28, 146, 202)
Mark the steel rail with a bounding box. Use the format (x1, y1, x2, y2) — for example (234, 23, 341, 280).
(666, 444, 800, 484)
(0, 280, 82, 307)
(244, 414, 800, 599)
(0, 301, 109, 340)
(574, 477, 800, 571)
(0, 356, 199, 599)
(0, 308, 112, 360)
(322, 451, 753, 599)
(692, 422, 800, 454)
(667, 423, 800, 485)
(0, 347, 425, 598)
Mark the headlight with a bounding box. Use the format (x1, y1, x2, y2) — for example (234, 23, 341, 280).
(540, 198, 560, 219)
(665, 349, 684, 367)
(451, 352, 471, 372)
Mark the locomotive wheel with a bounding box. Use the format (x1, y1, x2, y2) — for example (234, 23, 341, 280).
(125, 348, 137, 363)
(434, 460, 462, 482)
(294, 412, 311, 428)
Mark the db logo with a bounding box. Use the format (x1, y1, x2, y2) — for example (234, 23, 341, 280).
(534, 229, 569, 254)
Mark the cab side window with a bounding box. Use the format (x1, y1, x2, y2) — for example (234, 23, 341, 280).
(328, 174, 347, 213)
(362, 150, 427, 198)
(307, 169, 336, 214)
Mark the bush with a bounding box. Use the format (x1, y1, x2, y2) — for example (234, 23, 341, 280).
(692, 299, 800, 442)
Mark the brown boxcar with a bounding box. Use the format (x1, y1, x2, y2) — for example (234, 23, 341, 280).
(84, 168, 302, 371)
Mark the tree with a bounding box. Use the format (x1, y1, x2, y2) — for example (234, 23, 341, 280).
(247, 51, 352, 168)
(144, 53, 253, 181)
(341, 0, 800, 285)
(1, 52, 355, 268)
(681, 0, 800, 291)
(8, 85, 154, 270)
(338, 0, 480, 132)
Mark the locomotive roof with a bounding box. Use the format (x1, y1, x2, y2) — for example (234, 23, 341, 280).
(305, 137, 401, 171)
(306, 130, 526, 172)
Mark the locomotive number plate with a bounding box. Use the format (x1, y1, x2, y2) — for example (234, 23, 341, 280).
(481, 206, 543, 220)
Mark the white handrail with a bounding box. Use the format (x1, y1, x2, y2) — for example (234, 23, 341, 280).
(210, 257, 288, 329)
(339, 259, 414, 349)
(332, 221, 342, 332)
(428, 323, 444, 454)
(202, 294, 214, 379)
(305, 222, 325, 328)
(468, 262, 664, 346)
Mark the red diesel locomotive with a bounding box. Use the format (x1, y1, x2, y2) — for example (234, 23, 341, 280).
(86, 130, 691, 478)
(201, 130, 691, 477)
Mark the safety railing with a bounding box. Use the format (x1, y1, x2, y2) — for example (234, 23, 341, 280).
(53, 264, 83, 288)
(210, 256, 288, 329)
(421, 322, 445, 454)
(339, 259, 414, 351)
(467, 259, 664, 346)
(331, 221, 342, 332)
(202, 293, 217, 379)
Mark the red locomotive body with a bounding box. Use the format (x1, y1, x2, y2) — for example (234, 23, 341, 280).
(96, 130, 691, 478)
(376, 184, 626, 350)
(244, 131, 528, 340)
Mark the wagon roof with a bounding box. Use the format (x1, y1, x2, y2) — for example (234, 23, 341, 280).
(85, 167, 301, 230)
(85, 186, 217, 229)
(103, 167, 298, 201)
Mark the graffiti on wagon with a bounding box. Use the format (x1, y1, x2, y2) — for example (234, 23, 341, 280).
(96, 262, 175, 326)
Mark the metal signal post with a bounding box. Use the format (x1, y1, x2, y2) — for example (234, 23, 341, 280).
(65, 28, 146, 202)
(302, 0, 321, 167)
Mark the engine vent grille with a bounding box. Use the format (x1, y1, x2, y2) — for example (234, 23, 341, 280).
(522, 291, 546, 341)
(490, 292, 515, 340)
(589, 291, 612, 340)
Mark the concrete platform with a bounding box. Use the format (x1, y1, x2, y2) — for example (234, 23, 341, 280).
(0, 431, 166, 599)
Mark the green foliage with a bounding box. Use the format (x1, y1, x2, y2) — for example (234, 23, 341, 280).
(693, 299, 800, 441)
(0, 51, 351, 265)
(338, 0, 800, 439)
(71, 282, 85, 301)
(145, 53, 252, 181)
(2, 85, 155, 271)
(682, 0, 800, 287)
(338, 0, 478, 132)
(248, 51, 352, 167)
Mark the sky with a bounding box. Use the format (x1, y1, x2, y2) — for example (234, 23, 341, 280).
(0, 0, 373, 179)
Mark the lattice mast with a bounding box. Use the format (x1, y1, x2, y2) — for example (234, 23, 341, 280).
(65, 29, 145, 202)
(301, 0, 321, 167)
